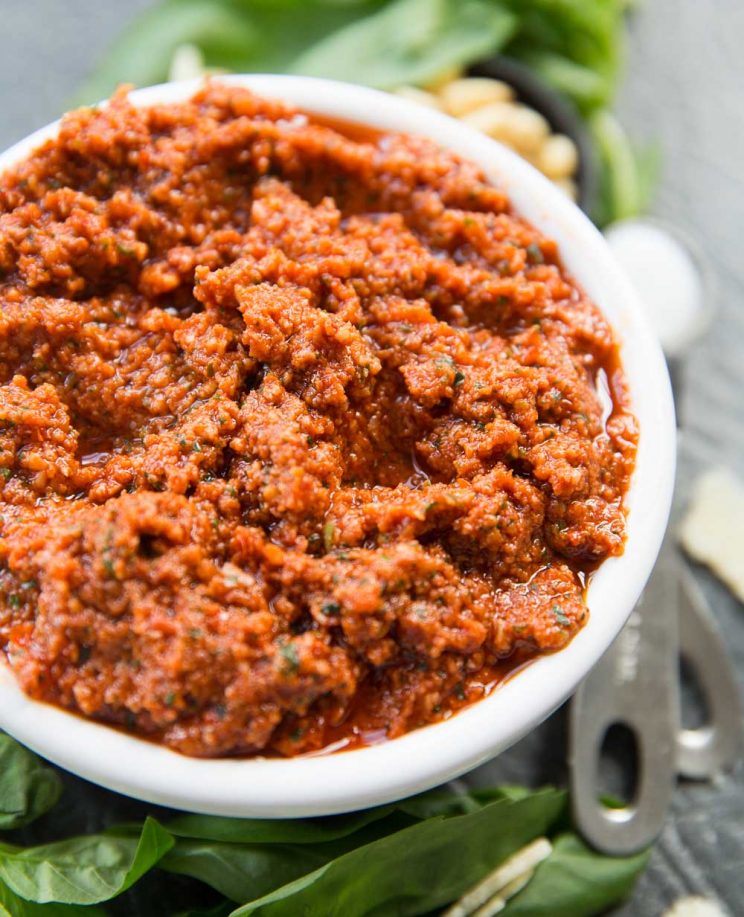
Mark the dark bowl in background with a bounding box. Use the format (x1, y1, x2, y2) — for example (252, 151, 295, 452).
(468, 56, 598, 216)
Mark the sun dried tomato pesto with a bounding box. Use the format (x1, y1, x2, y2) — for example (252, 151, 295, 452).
(0, 84, 637, 757)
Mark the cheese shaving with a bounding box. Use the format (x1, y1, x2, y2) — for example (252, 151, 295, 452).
(679, 467, 744, 602)
(442, 837, 552, 917)
(663, 895, 729, 917)
(471, 872, 534, 917)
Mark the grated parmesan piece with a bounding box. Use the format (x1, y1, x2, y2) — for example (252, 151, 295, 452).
(679, 467, 744, 602)
(442, 837, 552, 917)
(663, 895, 730, 917)
(470, 872, 534, 917)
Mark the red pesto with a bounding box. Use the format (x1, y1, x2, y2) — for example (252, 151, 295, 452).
(0, 84, 636, 758)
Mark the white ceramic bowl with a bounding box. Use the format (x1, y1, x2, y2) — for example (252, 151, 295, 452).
(0, 75, 676, 816)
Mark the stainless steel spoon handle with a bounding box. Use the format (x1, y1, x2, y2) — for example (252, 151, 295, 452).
(569, 547, 680, 855)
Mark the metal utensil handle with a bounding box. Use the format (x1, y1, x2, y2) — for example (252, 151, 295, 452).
(676, 563, 744, 778)
(569, 551, 679, 855)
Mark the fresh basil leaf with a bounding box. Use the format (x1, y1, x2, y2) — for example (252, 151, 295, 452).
(164, 791, 524, 902)
(166, 806, 394, 844)
(172, 902, 235, 917)
(162, 806, 423, 901)
(290, 0, 516, 89)
(590, 108, 651, 225)
(0, 816, 173, 905)
(399, 784, 536, 819)
(0, 880, 105, 917)
(501, 832, 650, 916)
(514, 51, 611, 111)
(73, 0, 259, 105)
(231, 789, 564, 916)
(501, 0, 625, 112)
(0, 734, 62, 831)
(397, 791, 482, 819)
(74, 0, 382, 106)
(162, 840, 328, 902)
(209, 0, 382, 79)
(75, 0, 629, 127)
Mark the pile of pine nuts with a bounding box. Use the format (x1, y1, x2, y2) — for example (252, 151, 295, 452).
(395, 76, 579, 199)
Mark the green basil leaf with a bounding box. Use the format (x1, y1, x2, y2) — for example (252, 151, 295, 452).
(503, 0, 623, 86)
(500, 0, 625, 112)
(219, 0, 384, 73)
(0, 734, 62, 831)
(589, 108, 650, 225)
(73, 0, 260, 105)
(501, 832, 650, 916)
(231, 788, 564, 916)
(162, 806, 423, 902)
(75, 0, 629, 123)
(398, 784, 533, 818)
(172, 902, 235, 917)
(162, 840, 329, 903)
(0, 816, 173, 905)
(290, 0, 516, 89)
(514, 51, 611, 110)
(163, 790, 523, 902)
(0, 880, 105, 916)
(166, 806, 394, 844)
(73, 0, 382, 106)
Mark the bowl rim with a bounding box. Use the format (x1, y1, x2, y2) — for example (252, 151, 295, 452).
(0, 74, 676, 817)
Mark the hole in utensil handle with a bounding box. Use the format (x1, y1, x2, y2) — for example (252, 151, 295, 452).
(679, 652, 711, 731)
(597, 721, 639, 810)
(676, 567, 744, 779)
(571, 713, 674, 856)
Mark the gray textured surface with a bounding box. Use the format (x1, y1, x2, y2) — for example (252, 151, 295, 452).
(1, 2, 743, 915)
